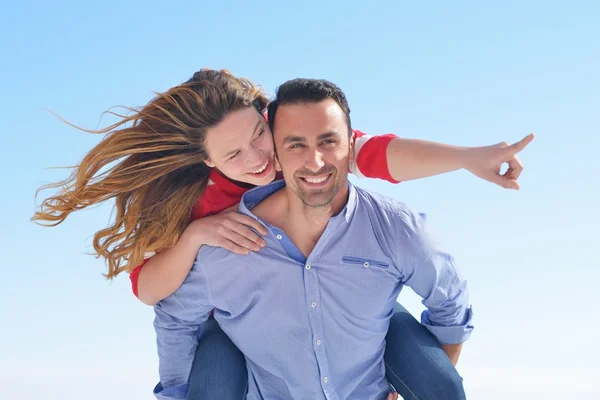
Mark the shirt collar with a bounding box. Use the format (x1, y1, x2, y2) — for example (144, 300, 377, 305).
(239, 179, 358, 224)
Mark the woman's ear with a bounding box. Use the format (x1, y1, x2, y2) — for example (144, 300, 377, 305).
(204, 159, 215, 168)
(274, 155, 282, 172)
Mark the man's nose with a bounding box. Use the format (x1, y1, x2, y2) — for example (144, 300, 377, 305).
(305, 149, 325, 172)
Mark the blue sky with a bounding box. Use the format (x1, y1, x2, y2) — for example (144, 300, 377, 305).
(1, 1, 598, 399)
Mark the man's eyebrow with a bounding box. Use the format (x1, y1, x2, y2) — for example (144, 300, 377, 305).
(282, 135, 306, 145)
(282, 131, 341, 145)
(223, 120, 262, 158)
(317, 131, 340, 140)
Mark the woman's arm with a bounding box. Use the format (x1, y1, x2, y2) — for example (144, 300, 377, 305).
(353, 131, 534, 189)
(136, 209, 267, 306)
(386, 134, 534, 188)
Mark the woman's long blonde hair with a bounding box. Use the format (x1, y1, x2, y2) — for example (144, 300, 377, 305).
(32, 69, 269, 279)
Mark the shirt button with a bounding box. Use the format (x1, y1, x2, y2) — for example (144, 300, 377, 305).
(316, 339, 321, 345)
(323, 377, 328, 383)
(363, 262, 370, 268)
(311, 301, 317, 308)
(305, 263, 311, 270)
(276, 234, 283, 240)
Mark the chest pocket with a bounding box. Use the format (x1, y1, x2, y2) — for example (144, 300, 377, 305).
(341, 255, 389, 270)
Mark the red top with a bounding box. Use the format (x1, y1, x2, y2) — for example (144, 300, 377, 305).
(129, 130, 399, 297)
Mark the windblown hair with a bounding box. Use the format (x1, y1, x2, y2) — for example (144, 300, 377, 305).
(32, 69, 269, 279)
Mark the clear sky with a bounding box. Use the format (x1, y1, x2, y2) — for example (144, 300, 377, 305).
(1, 1, 598, 399)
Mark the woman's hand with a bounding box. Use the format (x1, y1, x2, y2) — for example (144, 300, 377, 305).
(465, 133, 535, 190)
(190, 205, 268, 255)
(386, 391, 399, 400)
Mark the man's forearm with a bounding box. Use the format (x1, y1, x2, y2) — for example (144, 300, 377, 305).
(441, 343, 463, 366)
(152, 261, 214, 400)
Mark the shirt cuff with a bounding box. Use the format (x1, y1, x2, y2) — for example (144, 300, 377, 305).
(153, 382, 189, 400)
(421, 306, 474, 345)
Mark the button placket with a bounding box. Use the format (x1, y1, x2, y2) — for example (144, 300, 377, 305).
(303, 261, 323, 379)
(304, 263, 335, 398)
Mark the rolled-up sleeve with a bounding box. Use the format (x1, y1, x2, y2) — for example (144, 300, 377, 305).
(153, 258, 215, 399)
(395, 211, 474, 345)
(421, 306, 473, 344)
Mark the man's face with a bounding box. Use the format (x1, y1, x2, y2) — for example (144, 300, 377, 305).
(272, 99, 352, 207)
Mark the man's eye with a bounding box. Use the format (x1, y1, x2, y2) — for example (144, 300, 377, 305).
(290, 143, 304, 149)
(321, 140, 336, 145)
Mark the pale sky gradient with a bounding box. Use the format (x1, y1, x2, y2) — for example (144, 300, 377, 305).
(1, 1, 599, 399)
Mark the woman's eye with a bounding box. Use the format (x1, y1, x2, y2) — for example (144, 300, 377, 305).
(228, 151, 240, 160)
(254, 128, 265, 140)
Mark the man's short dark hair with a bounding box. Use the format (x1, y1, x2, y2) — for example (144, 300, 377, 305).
(267, 78, 352, 136)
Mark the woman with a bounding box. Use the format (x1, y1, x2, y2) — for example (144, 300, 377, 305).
(33, 68, 531, 400)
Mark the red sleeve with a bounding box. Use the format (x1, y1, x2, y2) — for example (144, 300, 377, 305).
(129, 258, 150, 298)
(352, 129, 400, 184)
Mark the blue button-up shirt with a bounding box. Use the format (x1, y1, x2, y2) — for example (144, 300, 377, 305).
(153, 180, 473, 400)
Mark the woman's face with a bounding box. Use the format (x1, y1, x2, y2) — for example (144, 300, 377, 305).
(204, 106, 277, 186)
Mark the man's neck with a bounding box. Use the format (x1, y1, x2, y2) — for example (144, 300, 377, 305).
(254, 183, 349, 258)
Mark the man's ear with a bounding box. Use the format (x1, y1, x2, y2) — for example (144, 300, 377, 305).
(349, 132, 356, 161)
(204, 159, 215, 168)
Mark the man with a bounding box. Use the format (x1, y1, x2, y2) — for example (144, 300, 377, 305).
(153, 79, 474, 400)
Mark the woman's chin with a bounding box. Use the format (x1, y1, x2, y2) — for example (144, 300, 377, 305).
(245, 169, 276, 186)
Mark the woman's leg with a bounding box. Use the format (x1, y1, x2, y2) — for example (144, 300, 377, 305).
(384, 303, 466, 400)
(186, 317, 248, 400)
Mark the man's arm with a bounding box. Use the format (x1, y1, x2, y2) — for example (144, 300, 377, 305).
(441, 343, 463, 366)
(393, 209, 474, 363)
(152, 255, 215, 400)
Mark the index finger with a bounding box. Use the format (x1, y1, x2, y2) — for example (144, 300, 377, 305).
(505, 155, 524, 180)
(509, 132, 535, 154)
(231, 212, 268, 235)
(223, 204, 239, 213)
(386, 392, 398, 400)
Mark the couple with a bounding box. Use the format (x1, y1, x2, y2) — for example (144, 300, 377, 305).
(151, 77, 527, 400)
(34, 69, 532, 399)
